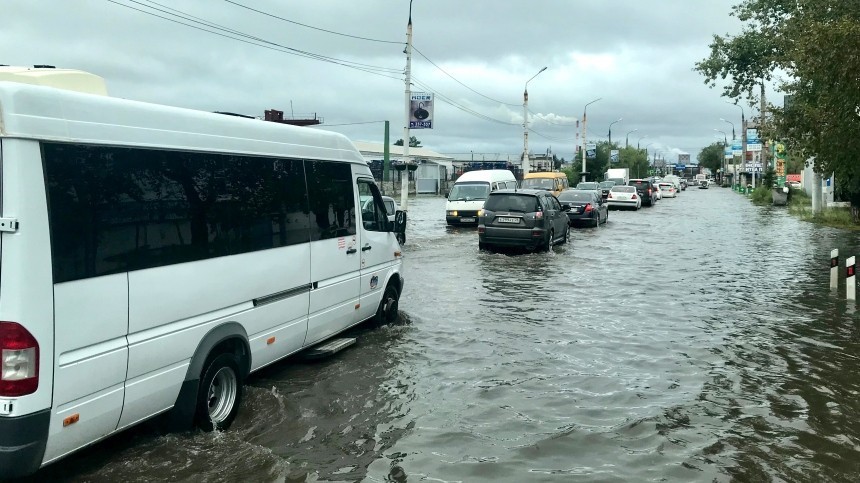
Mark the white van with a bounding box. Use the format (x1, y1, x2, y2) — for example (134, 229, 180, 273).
(0, 81, 406, 478)
(445, 169, 517, 225)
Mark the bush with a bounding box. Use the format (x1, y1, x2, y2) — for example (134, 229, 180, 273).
(750, 186, 772, 204)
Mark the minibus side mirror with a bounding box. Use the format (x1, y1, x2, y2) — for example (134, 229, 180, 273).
(393, 210, 407, 244)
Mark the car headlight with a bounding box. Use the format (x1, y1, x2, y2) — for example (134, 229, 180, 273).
(477, 209, 483, 217)
(447, 210, 458, 216)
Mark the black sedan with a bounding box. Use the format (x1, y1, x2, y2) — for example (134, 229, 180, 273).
(558, 189, 608, 227)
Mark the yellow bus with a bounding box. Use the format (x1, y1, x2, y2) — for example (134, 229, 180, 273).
(520, 171, 569, 197)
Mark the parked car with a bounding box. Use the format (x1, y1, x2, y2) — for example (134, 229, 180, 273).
(558, 189, 608, 227)
(478, 189, 570, 252)
(575, 181, 601, 191)
(598, 180, 617, 200)
(627, 179, 658, 206)
(658, 182, 677, 198)
(788, 181, 802, 190)
(607, 185, 641, 210)
(364, 195, 399, 223)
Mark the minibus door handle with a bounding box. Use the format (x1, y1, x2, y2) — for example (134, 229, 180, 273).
(346, 247, 357, 254)
(361, 244, 372, 252)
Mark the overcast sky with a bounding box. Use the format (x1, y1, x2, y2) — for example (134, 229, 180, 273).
(2, 0, 779, 163)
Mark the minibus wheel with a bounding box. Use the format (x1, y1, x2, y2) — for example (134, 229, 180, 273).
(195, 352, 243, 431)
(373, 284, 400, 326)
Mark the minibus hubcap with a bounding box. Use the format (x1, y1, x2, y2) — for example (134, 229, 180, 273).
(208, 367, 237, 423)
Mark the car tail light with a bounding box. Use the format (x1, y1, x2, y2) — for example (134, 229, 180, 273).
(477, 226, 485, 234)
(631, 194, 638, 199)
(608, 192, 614, 199)
(584, 203, 593, 212)
(647, 188, 651, 194)
(535, 211, 543, 220)
(0, 322, 40, 397)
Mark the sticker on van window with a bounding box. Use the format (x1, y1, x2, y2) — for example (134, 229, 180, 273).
(370, 275, 379, 289)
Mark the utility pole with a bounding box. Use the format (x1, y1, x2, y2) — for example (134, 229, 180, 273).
(401, 0, 414, 210)
(760, 82, 768, 186)
(581, 98, 602, 182)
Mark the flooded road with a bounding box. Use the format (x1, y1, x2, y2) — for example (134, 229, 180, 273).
(30, 187, 860, 482)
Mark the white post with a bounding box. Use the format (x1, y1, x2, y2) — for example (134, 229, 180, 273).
(831, 249, 839, 290)
(847, 256, 856, 301)
(401, 7, 413, 211)
(581, 112, 587, 182)
(523, 87, 530, 177)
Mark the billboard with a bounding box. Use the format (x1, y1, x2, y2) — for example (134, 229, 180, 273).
(610, 150, 619, 163)
(409, 92, 434, 129)
(678, 153, 690, 163)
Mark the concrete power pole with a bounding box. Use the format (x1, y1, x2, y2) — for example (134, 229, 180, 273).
(401, 2, 413, 211)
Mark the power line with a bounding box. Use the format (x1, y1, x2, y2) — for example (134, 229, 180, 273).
(107, 0, 403, 79)
(311, 120, 387, 127)
(223, 0, 402, 45)
(412, 45, 519, 107)
(411, 77, 517, 126)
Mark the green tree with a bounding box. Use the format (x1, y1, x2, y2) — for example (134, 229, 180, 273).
(394, 136, 422, 148)
(697, 142, 724, 175)
(695, 0, 860, 220)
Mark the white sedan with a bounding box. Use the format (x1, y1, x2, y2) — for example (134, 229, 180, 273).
(658, 182, 677, 198)
(607, 185, 641, 210)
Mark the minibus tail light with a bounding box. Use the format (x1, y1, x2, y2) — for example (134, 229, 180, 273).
(0, 322, 40, 397)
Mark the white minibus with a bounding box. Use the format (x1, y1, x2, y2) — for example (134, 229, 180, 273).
(445, 169, 517, 225)
(0, 81, 406, 477)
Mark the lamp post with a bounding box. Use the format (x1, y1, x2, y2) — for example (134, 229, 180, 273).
(726, 101, 746, 189)
(581, 97, 602, 182)
(719, 118, 735, 140)
(715, 129, 728, 185)
(625, 128, 638, 148)
(637, 135, 647, 150)
(607, 117, 622, 146)
(522, 66, 547, 176)
(714, 129, 727, 145)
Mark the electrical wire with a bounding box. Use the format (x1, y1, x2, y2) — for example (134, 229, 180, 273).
(412, 45, 519, 108)
(223, 0, 402, 45)
(411, 76, 518, 126)
(107, 0, 403, 79)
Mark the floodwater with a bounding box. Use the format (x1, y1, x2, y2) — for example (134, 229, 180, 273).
(26, 187, 860, 482)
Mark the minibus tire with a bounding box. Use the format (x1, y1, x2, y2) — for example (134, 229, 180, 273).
(373, 284, 400, 326)
(195, 353, 243, 431)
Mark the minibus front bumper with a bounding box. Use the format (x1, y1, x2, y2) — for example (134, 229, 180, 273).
(0, 409, 50, 478)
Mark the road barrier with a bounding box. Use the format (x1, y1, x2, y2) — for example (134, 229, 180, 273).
(831, 249, 839, 290)
(829, 249, 857, 302)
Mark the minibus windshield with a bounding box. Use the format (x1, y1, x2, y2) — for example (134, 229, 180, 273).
(448, 182, 490, 201)
(521, 178, 555, 190)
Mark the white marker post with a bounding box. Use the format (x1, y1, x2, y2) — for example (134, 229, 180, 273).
(831, 249, 839, 290)
(847, 256, 856, 301)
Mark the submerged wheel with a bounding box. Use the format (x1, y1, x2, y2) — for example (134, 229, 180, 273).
(544, 229, 554, 252)
(373, 284, 400, 325)
(594, 214, 600, 228)
(195, 353, 242, 431)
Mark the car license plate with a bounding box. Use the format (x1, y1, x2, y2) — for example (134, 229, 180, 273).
(459, 217, 476, 223)
(497, 217, 519, 223)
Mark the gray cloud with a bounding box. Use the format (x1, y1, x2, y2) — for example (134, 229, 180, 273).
(2, 0, 775, 162)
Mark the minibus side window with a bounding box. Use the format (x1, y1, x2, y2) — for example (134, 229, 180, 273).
(304, 161, 356, 241)
(357, 179, 388, 232)
(42, 142, 316, 283)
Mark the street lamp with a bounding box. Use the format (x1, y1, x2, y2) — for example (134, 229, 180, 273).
(581, 97, 602, 182)
(637, 135, 647, 150)
(719, 118, 735, 140)
(715, 129, 728, 186)
(625, 128, 638, 148)
(607, 117, 623, 145)
(714, 129, 727, 145)
(725, 100, 746, 124)
(522, 66, 547, 176)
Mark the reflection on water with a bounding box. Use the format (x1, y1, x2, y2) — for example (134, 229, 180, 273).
(28, 189, 860, 482)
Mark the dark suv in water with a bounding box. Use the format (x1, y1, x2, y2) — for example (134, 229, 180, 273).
(478, 189, 569, 252)
(627, 179, 658, 207)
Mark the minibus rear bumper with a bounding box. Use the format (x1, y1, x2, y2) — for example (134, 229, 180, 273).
(0, 409, 50, 478)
